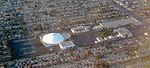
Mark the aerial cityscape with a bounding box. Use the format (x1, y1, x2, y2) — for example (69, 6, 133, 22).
(0, 0, 150, 68)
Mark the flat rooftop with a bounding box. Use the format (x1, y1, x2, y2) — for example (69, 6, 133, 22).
(59, 41, 75, 47)
(100, 18, 137, 28)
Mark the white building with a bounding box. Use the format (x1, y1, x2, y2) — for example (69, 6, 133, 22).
(42, 33, 64, 45)
(95, 27, 132, 43)
(71, 26, 90, 34)
(92, 25, 103, 31)
(40, 32, 75, 50)
(40, 33, 66, 47)
(114, 27, 133, 38)
(59, 41, 75, 50)
(95, 37, 104, 43)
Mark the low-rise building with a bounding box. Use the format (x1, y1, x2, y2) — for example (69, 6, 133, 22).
(59, 41, 75, 50)
(95, 27, 133, 43)
(92, 26, 103, 31)
(71, 26, 90, 34)
(95, 37, 104, 43)
(114, 27, 133, 38)
(100, 18, 137, 28)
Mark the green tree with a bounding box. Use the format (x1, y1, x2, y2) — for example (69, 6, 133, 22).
(95, 63, 101, 68)
(98, 28, 114, 38)
(103, 62, 110, 68)
(3, 40, 8, 47)
(95, 55, 101, 61)
(0, 55, 2, 61)
(2, 30, 9, 36)
(84, 53, 90, 57)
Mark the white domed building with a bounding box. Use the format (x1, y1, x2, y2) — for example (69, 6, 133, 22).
(40, 33, 74, 50)
(42, 33, 65, 45)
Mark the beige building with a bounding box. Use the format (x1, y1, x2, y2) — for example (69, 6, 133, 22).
(100, 18, 137, 28)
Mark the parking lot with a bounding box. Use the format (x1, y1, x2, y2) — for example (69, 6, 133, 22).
(8, 36, 47, 59)
(71, 32, 97, 47)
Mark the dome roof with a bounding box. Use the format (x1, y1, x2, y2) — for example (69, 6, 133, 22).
(42, 33, 64, 45)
